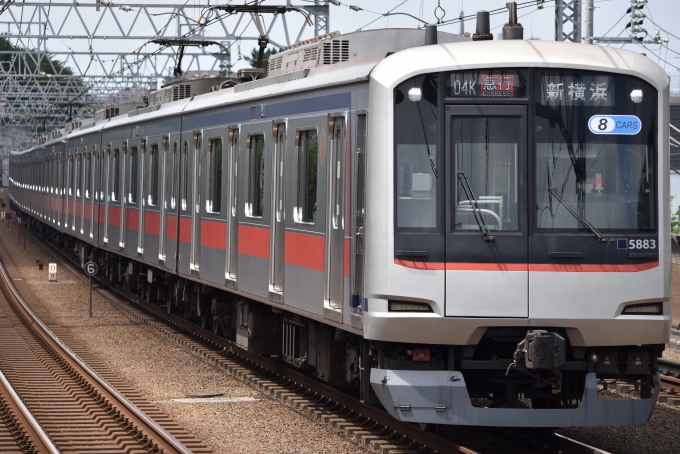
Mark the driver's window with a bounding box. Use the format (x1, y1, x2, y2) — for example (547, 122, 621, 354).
(453, 116, 520, 232)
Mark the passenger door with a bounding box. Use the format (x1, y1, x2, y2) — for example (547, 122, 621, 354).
(164, 134, 181, 271)
(226, 128, 239, 284)
(270, 122, 286, 299)
(324, 117, 346, 320)
(445, 105, 528, 317)
(177, 132, 194, 275)
(190, 132, 202, 273)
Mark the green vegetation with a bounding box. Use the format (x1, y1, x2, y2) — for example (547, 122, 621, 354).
(244, 47, 279, 70)
(0, 37, 77, 83)
(672, 196, 680, 234)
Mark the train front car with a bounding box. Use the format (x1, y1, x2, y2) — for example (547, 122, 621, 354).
(365, 40, 670, 427)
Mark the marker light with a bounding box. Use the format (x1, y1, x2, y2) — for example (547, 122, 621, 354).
(622, 303, 662, 315)
(408, 87, 422, 102)
(389, 300, 433, 312)
(630, 89, 644, 103)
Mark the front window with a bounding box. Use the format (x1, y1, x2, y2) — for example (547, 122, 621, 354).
(394, 74, 439, 231)
(453, 116, 520, 232)
(535, 70, 656, 232)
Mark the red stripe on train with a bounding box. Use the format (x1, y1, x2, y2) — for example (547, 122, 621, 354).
(125, 208, 139, 231)
(239, 225, 270, 259)
(285, 231, 324, 271)
(167, 214, 177, 240)
(179, 217, 191, 244)
(395, 259, 659, 272)
(201, 220, 227, 250)
(145, 211, 160, 235)
(108, 206, 120, 227)
(344, 240, 350, 277)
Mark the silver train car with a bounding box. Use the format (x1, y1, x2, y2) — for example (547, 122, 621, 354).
(9, 25, 670, 428)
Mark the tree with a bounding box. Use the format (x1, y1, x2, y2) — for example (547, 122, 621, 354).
(0, 37, 77, 82)
(244, 47, 279, 70)
(672, 196, 680, 235)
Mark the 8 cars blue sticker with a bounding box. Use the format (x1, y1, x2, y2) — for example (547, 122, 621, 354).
(588, 115, 641, 135)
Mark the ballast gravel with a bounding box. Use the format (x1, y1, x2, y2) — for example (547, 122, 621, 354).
(3, 189, 680, 453)
(0, 194, 369, 453)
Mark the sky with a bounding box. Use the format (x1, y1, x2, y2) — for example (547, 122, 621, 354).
(7, 0, 680, 92)
(320, 0, 680, 92)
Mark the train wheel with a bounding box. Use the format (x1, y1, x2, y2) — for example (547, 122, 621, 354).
(211, 314, 221, 335)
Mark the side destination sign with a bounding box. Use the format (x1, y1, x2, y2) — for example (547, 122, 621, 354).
(588, 115, 641, 135)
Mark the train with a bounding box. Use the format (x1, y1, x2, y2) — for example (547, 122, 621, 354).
(9, 9, 670, 428)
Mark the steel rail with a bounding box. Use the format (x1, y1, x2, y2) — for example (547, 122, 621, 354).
(0, 251, 194, 454)
(34, 224, 613, 454)
(0, 368, 60, 454)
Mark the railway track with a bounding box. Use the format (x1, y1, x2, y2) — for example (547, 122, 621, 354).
(0, 240, 211, 453)
(27, 224, 610, 454)
(0, 367, 58, 453)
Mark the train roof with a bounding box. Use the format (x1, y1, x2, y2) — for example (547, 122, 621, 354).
(372, 38, 670, 92)
(11, 33, 670, 157)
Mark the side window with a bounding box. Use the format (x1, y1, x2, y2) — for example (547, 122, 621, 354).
(207, 138, 223, 214)
(246, 134, 265, 218)
(84, 153, 91, 199)
(111, 148, 119, 202)
(169, 142, 177, 209)
(332, 126, 344, 228)
(75, 154, 82, 197)
(181, 141, 188, 212)
(148, 144, 158, 206)
(295, 130, 318, 224)
(129, 146, 138, 204)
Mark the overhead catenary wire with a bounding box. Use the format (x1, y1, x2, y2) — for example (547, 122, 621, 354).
(49, 1, 262, 112)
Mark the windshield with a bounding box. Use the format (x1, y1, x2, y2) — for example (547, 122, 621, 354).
(394, 74, 439, 232)
(535, 70, 656, 233)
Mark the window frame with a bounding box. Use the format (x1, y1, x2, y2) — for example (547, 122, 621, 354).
(294, 128, 319, 225)
(206, 137, 223, 215)
(245, 133, 265, 219)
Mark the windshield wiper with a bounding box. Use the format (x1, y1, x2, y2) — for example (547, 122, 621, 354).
(457, 171, 494, 242)
(548, 187, 607, 243)
(415, 102, 438, 178)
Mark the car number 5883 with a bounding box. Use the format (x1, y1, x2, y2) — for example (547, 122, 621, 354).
(629, 239, 656, 250)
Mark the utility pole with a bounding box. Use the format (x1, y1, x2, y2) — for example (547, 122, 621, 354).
(592, 0, 668, 45)
(555, 0, 581, 43)
(459, 10, 464, 35)
(584, 0, 594, 44)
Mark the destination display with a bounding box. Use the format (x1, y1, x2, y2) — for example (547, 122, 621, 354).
(539, 73, 615, 106)
(446, 70, 527, 98)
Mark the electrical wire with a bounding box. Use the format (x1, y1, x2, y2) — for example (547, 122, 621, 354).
(52, 0, 268, 111)
(356, 0, 410, 31)
(637, 42, 680, 71)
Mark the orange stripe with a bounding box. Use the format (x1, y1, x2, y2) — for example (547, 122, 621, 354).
(201, 219, 227, 250)
(84, 201, 91, 220)
(179, 217, 191, 244)
(285, 231, 324, 271)
(125, 208, 138, 231)
(167, 214, 177, 240)
(395, 259, 446, 270)
(108, 206, 120, 227)
(395, 259, 659, 273)
(344, 240, 350, 277)
(145, 211, 160, 235)
(528, 262, 659, 272)
(239, 225, 270, 259)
